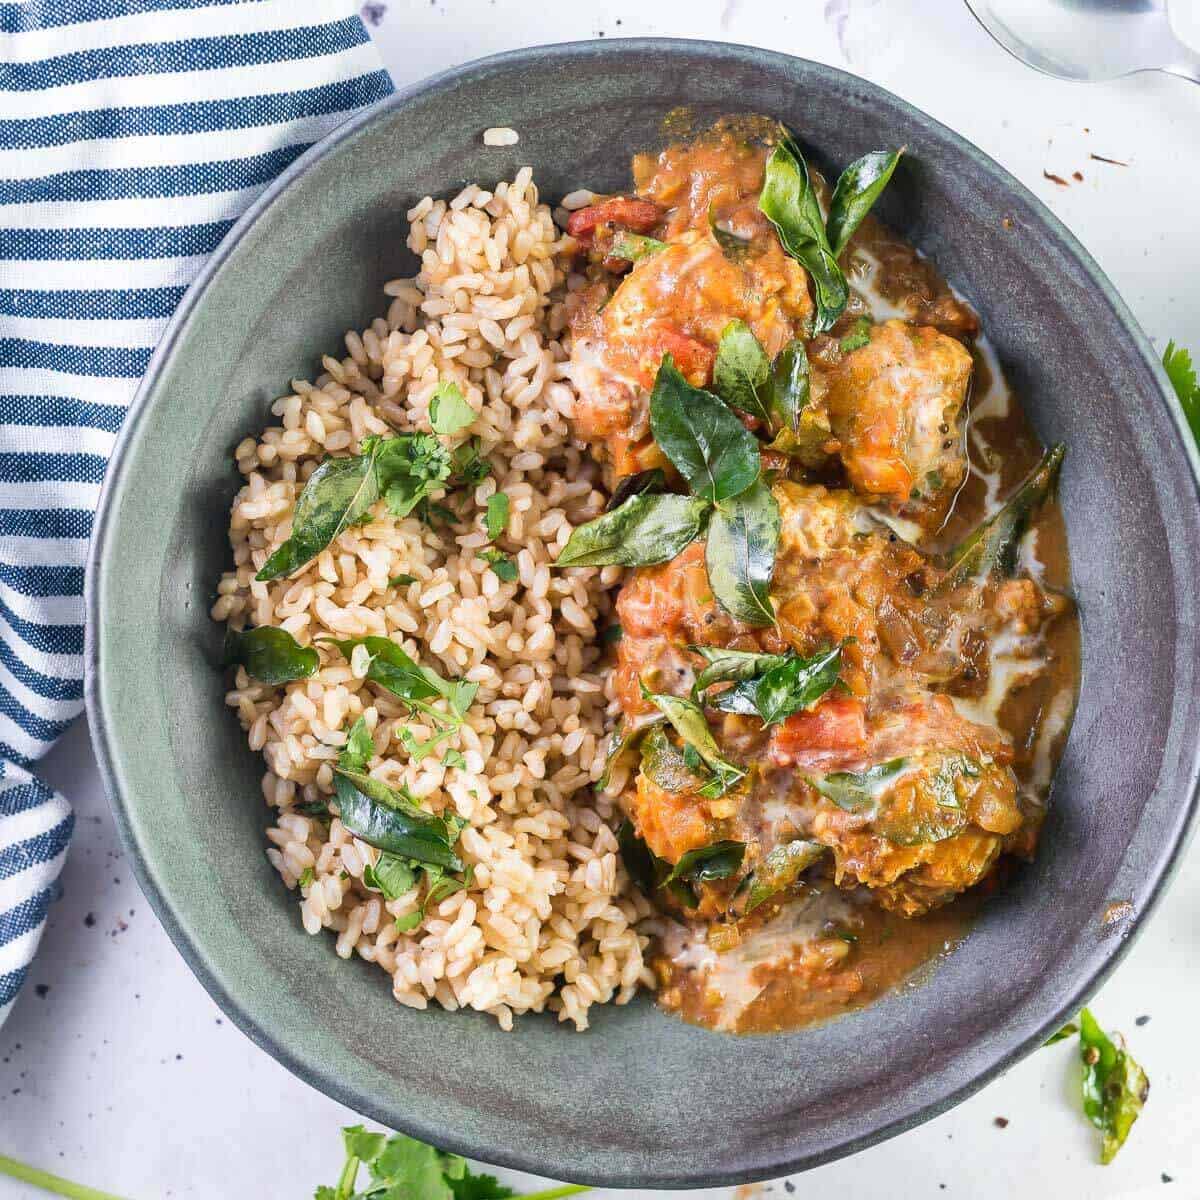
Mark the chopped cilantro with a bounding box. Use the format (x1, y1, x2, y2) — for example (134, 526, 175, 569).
(388, 573, 417, 588)
(430, 380, 477, 436)
(442, 749, 468, 770)
(485, 491, 510, 540)
(478, 549, 518, 582)
(298, 867, 315, 890)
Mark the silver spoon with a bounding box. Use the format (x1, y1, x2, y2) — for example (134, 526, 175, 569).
(964, 0, 1200, 84)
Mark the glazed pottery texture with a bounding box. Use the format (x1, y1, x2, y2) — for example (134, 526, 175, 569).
(86, 40, 1200, 1186)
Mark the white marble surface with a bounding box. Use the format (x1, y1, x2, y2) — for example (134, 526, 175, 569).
(4, 2, 1200, 1197)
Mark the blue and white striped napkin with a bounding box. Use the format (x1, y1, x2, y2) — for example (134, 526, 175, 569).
(0, 0, 393, 1024)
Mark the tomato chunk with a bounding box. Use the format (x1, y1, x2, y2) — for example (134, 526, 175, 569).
(639, 322, 716, 387)
(566, 197, 663, 242)
(768, 695, 868, 767)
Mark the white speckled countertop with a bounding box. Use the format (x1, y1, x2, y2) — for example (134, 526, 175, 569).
(4, 2, 1199, 1197)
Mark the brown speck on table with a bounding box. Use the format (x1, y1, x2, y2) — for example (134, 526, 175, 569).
(994, 1116, 1009, 1128)
(1163, 1173, 1174, 1183)
(83, 912, 95, 928)
(1043, 170, 1070, 187)
(1136, 1015, 1151, 1026)
(1072, 171, 1084, 182)
(1102, 899, 1135, 927)
(1091, 152, 1129, 167)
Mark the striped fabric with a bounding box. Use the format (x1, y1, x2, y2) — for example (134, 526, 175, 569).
(0, 0, 393, 1023)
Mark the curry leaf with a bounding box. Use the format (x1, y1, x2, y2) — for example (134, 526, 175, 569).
(649, 356, 761, 503)
(609, 231, 667, 261)
(707, 645, 842, 726)
(333, 766, 464, 870)
(640, 685, 744, 797)
(341, 715, 376, 772)
(813, 757, 909, 812)
(709, 205, 754, 262)
(759, 135, 848, 333)
(690, 645, 790, 694)
(1079, 1008, 1150, 1164)
(556, 492, 711, 567)
(827, 149, 903, 258)
(257, 452, 380, 580)
(705, 479, 779, 626)
(485, 492, 509, 540)
(770, 338, 811, 432)
(223, 625, 318, 685)
(606, 467, 666, 511)
(616, 818, 661, 894)
(714, 319, 772, 424)
(319, 635, 476, 726)
(663, 841, 746, 887)
(429, 380, 476, 435)
(937, 444, 1064, 590)
(746, 839, 826, 912)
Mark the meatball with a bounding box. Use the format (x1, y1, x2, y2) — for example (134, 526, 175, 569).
(823, 319, 972, 507)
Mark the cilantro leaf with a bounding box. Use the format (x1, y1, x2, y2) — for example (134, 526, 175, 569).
(485, 492, 510, 540)
(478, 549, 518, 582)
(430, 380, 477, 436)
(1163, 340, 1200, 446)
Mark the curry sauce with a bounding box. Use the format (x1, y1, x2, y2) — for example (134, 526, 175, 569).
(561, 119, 1080, 1034)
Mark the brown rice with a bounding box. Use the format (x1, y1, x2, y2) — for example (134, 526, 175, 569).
(212, 168, 652, 1030)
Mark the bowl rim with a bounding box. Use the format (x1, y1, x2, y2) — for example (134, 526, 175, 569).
(84, 36, 1200, 1186)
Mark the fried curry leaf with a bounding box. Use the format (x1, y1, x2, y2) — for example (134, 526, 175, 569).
(769, 338, 811, 433)
(606, 467, 666, 511)
(1079, 1008, 1150, 1164)
(705, 479, 780, 626)
(222, 625, 318, 685)
(556, 492, 711, 567)
(598, 714, 664, 790)
(714, 319, 773, 425)
(709, 205, 754, 262)
(320, 635, 477, 727)
(663, 840, 746, 888)
(256, 435, 455, 580)
(706, 645, 843, 726)
(937, 443, 1064, 590)
(609, 231, 667, 261)
(640, 685, 745, 797)
(813, 757, 909, 812)
(429, 379, 476, 435)
(827, 149, 904, 258)
(649, 356, 761, 503)
(333, 766, 464, 870)
(485, 491, 509, 540)
(746, 839, 827, 913)
(690, 645, 790, 694)
(257, 451, 381, 580)
(759, 135, 848, 333)
(616, 817, 662, 894)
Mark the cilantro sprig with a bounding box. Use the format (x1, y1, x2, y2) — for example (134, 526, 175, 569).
(316, 1125, 590, 1200)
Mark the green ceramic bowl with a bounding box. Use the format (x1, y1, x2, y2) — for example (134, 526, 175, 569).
(86, 40, 1200, 1186)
